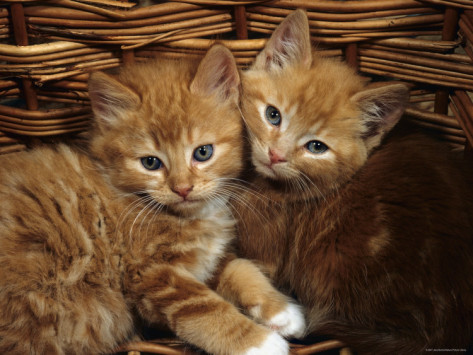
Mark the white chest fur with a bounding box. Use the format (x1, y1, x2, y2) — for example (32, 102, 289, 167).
(186, 202, 235, 283)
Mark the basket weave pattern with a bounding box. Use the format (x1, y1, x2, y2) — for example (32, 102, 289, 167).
(0, 0, 472, 353)
(1, 0, 473, 155)
(0, 0, 473, 156)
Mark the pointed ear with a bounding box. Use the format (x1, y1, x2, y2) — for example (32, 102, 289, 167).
(253, 9, 312, 71)
(352, 83, 409, 150)
(190, 44, 240, 104)
(88, 71, 140, 126)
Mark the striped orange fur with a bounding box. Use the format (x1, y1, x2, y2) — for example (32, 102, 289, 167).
(0, 45, 305, 354)
(235, 10, 473, 354)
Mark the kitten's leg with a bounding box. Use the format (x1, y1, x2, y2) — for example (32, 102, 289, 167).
(128, 265, 289, 355)
(215, 258, 306, 339)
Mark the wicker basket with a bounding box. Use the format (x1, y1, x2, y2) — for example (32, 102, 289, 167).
(1, 0, 473, 155)
(1, 0, 472, 353)
(115, 337, 349, 354)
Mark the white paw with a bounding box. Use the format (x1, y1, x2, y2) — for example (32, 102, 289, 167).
(243, 332, 289, 355)
(267, 303, 306, 338)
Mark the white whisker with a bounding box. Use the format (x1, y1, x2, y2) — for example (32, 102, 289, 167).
(137, 198, 163, 243)
(129, 198, 159, 241)
(115, 193, 152, 241)
(298, 170, 328, 204)
(144, 202, 164, 243)
(212, 178, 276, 234)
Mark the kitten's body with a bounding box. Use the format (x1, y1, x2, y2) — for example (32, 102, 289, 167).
(0, 46, 305, 354)
(238, 131, 473, 353)
(236, 11, 473, 353)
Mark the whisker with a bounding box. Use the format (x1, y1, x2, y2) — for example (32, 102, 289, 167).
(129, 198, 159, 241)
(115, 193, 153, 241)
(144, 202, 164, 243)
(213, 180, 275, 229)
(298, 170, 328, 204)
(213, 177, 277, 205)
(137, 198, 163, 243)
(237, 106, 249, 127)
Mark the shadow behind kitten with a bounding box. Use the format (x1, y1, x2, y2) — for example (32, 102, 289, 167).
(235, 10, 473, 354)
(0, 45, 305, 354)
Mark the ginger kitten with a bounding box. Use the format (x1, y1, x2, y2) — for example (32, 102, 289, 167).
(0, 45, 305, 354)
(235, 10, 473, 353)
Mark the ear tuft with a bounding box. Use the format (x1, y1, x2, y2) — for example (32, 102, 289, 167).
(190, 44, 240, 103)
(352, 83, 409, 149)
(88, 71, 140, 125)
(253, 9, 312, 71)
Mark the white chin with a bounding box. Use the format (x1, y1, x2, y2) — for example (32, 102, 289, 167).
(255, 164, 280, 180)
(170, 199, 203, 214)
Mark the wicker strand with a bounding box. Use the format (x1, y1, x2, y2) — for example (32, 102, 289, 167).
(246, 12, 444, 30)
(248, 5, 440, 22)
(421, 0, 473, 10)
(452, 90, 473, 144)
(25, 9, 227, 29)
(291, 340, 345, 354)
(267, 0, 423, 12)
(22, 2, 201, 21)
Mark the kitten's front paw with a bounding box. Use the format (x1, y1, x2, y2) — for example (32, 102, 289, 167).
(267, 303, 306, 339)
(243, 332, 289, 355)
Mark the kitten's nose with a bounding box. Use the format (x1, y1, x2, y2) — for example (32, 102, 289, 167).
(172, 185, 194, 199)
(269, 148, 287, 165)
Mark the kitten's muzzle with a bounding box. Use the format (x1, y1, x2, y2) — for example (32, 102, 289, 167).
(269, 148, 287, 165)
(171, 185, 194, 199)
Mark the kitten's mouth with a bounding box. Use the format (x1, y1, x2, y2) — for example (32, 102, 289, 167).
(171, 198, 203, 208)
(256, 160, 281, 179)
(168, 197, 208, 216)
(180, 199, 200, 205)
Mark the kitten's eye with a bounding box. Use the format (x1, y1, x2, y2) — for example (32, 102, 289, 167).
(193, 144, 214, 162)
(306, 140, 329, 154)
(265, 105, 281, 126)
(141, 156, 162, 170)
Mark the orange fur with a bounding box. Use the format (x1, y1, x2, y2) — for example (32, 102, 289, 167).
(236, 10, 473, 353)
(0, 46, 303, 355)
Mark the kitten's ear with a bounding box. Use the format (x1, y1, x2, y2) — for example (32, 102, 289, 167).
(352, 83, 409, 150)
(88, 71, 140, 125)
(190, 44, 240, 104)
(253, 9, 312, 71)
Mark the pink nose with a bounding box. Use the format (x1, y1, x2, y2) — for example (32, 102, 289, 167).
(172, 185, 193, 198)
(269, 148, 286, 165)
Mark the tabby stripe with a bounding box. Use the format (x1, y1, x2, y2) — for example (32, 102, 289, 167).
(170, 299, 223, 328)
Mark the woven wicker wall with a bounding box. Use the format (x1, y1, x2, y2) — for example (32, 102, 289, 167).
(1, 1, 472, 354)
(1, 0, 473, 157)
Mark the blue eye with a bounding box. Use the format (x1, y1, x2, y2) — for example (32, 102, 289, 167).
(141, 156, 162, 170)
(265, 105, 281, 126)
(193, 144, 213, 162)
(306, 140, 328, 154)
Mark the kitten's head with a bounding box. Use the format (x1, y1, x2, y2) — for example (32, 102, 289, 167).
(242, 10, 409, 199)
(88, 45, 242, 215)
